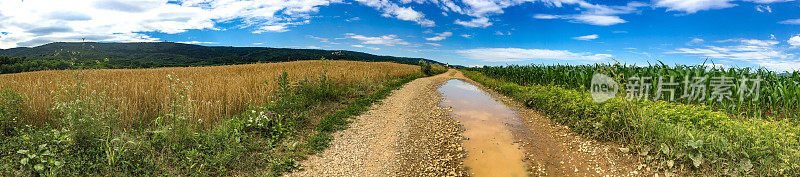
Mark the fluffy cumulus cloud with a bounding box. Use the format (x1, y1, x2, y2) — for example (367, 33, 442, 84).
(0, 0, 338, 48)
(653, 0, 792, 14)
(345, 33, 410, 46)
(668, 38, 799, 71)
(789, 35, 800, 47)
(572, 34, 598, 41)
(425, 32, 453, 41)
(353, 0, 434, 27)
(456, 48, 612, 62)
(454, 17, 492, 28)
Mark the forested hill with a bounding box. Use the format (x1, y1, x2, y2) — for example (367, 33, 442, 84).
(0, 42, 442, 74)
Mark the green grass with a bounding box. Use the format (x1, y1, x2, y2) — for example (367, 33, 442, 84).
(463, 70, 799, 176)
(469, 62, 800, 121)
(0, 68, 422, 176)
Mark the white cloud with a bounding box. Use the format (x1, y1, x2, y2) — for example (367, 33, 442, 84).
(424, 43, 441, 46)
(0, 0, 338, 48)
(345, 33, 409, 46)
(668, 38, 798, 72)
(572, 34, 598, 41)
(532, 1, 644, 26)
(460, 34, 472, 38)
(307, 35, 330, 43)
(571, 15, 626, 26)
(687, 38, 704, 45)
(755, 5, 772, 12)
(533, 14, 559, 19)
(741, 39, 779, 46)
(494, 31, 511, 36)
(779, 19, 800, 25)
(346, 17, 360, 22)
(456, 48, 612, 62)
(354, 0, 434, 27)
(425, 32, 452, 41)
(454, 17, 492, 28)
(654, 0, 791, 14)
(350, 44, 379, 50)
(654, 0, 736, 14)
(789, 35, 800, 47)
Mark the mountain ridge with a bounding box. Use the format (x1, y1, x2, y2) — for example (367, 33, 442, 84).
(0, 42, 443, 67)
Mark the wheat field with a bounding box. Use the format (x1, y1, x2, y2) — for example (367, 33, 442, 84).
(0, 60, 420, 127)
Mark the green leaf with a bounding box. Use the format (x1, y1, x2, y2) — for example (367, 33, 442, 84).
(34, 164, 44, 171)
(740, 159, 753, 171)
(660, 144, 671, 155)
(689, 153, 703, 168)
(17, 150, 28, 154)
(38, 144, 47, 150)
(20, 158, 28, 165)
(687, 140, 703, 149)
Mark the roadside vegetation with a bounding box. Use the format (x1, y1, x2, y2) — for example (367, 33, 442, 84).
(463, 63, 799, 176)
(0, 60, 423, 176)
(418, 60, 448, 76)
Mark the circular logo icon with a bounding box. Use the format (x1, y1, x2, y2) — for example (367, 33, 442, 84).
(590, 73, 619, 103)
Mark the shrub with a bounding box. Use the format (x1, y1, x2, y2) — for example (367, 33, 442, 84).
(419, 60, 447, 76)
(51, 73, 120, 149)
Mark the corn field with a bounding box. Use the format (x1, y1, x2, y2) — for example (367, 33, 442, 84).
(470, 63, 800, 121)
(0, 60, 420, 128)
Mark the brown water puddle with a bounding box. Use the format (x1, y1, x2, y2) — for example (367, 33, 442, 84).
(439, 79, 527, 177)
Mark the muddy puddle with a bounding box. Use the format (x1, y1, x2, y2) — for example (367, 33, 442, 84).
(439, 79, 527, 177)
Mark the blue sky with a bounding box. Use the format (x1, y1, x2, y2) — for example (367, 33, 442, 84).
(1, 0, 800, 71)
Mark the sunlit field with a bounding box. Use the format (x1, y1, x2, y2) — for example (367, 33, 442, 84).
(0, 60, 432, 176)
(0, 60, 419, 128)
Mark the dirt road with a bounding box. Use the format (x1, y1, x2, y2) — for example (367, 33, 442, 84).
(290, 70, 646, 176)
